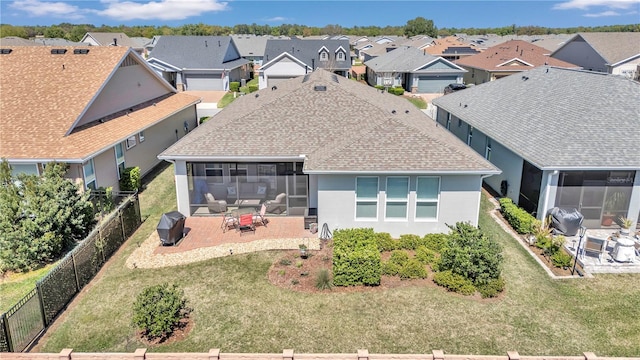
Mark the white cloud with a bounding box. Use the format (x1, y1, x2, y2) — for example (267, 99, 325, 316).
(97, 0, 228, 21)
(583, 10, 622, 16)
(9, 0, 86, 19)
(264, 16, 288, 22)
(553, 0, 639, 10)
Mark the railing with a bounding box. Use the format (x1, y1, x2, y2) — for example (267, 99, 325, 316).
(0, 193, 141, 352)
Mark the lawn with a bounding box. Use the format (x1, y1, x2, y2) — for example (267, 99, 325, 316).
(38, 164, 640, 356)
(0, 264, 55, 313)
(218, 78, 259, 108)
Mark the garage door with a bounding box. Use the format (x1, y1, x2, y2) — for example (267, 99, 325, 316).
(418, 75, 457, 93)
(185, 73, 223, 91)
(267, 76, 293, 88)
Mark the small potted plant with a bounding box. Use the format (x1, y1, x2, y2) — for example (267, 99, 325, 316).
(618, 216, 633, 236)
(298, 244, 308, 259)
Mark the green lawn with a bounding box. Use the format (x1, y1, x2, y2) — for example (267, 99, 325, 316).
(38, 165, 640, 355)
(1, 264, 55, 313)
(406, 96, 427, 109)
(218, 78, 259, 108)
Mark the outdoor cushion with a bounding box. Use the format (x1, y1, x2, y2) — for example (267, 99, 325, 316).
(257, 185, 267, 195)
(227, 186, 237, 195)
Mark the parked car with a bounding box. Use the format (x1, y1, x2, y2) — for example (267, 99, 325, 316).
(444, 83, 467, 94)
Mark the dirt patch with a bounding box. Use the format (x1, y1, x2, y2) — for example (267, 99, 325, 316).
(137, 316, 194, 346)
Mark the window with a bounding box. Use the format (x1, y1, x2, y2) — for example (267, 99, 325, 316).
(83, 159, 96, 190)
(10, 164, 39, 177)
(126, 135, 137, 149)
(385, 177, 409, 220)
(446, 113, 451, 130)
(138, 131, 145, 142)
(205, 163, 223, 183)
(356, 177, 378, 220)
(230, 164, 248, 183)
(337, 51, 345, 61)
(416, 177, 439, 220)
(467, 125, 473, 145)
(485, 138, 492, 161)
(320, 51, 328, 61)
(115, 143, 125, 179)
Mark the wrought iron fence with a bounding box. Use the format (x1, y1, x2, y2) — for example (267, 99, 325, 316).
(0, 193, 141, 352)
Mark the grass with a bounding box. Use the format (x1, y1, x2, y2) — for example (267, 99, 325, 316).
(218, 78, 259, 109)
(406, 96, 427, 109)
(38, 167, 640, 355)
(0, 264, 55, 313)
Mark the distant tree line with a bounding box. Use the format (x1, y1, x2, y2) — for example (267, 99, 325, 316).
(1, 18, 638, 42)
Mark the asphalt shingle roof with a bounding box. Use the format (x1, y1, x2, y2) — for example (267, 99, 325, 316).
(263, 39, 351, 71)
(566, 32, 640, 65)
(84, 32, 139, 48)
(149, 36, 249, 69)
(364, 46, 464, 73)
(432, 66, 640, 169)
(160, 69, 498, 174)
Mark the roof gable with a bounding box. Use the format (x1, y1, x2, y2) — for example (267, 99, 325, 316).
(416, 58, 464, 71)
(365, 46, 465, 73)
(553, 32, 640, 65)
(148, 36, 249, 70)
(259, 51, 311, 71)
(264, 39, 351, 70)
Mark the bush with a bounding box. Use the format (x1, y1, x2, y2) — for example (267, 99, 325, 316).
(433, 270, 476, 295)
(315, 268, 333, 290)
(247, 84, 258, 93)
(389, 250, 409, 266)
(399, 259, 428, 279)
(477, 277, 505, 298)
(95, 186, 114, 214)
(375, 232, 397, 251)
(374, 85, 385, 90)
(332, 228, 381, 286)
(399, 234, 422, 250)
(119, 166, 141, 192)
(229, 82, 240, 92)
(415, 246, 438, 265)
(551, 250, 572, 268)
(499, 197, 536, 234)
(132, 283, 189, 340)
(381, 261, 400, 276)
(389, 87, 405, 95)
(422, 233, 449, 253)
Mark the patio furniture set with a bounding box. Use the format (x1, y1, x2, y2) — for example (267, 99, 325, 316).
(221, 203, 269, 235)
(207, 192, 287, 215)
(580, 232, 640, 263)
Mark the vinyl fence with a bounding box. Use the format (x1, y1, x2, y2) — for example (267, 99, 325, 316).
(0, 193, 141, 352)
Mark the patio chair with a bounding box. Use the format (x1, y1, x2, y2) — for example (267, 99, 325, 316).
(220, 213, 237, 233)
(236, 213, 255, 236)
(206, 193, 227, 213)
(581, 236, 607, 263)
(265, 193, 286, 214)
(253, 204, 268, 227)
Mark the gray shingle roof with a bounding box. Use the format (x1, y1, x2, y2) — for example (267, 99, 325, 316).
(364, 46, 465, 73)
(231, 35, 286, 58)
(568, 32, 640, 65)
(160, 69, 498, 174)
(148, 36, 249, 69)
(263, 39, 351, 71)
(432, 66, 640, 169)
(84, 32, 139, 49)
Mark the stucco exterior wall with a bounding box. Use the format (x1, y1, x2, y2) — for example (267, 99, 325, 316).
(93, 149, 119, 190)
(552, 41, 607, 72)
(316, 174, 483, 237)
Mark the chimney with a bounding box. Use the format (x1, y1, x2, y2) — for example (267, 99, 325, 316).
(113, 38, 117, 46)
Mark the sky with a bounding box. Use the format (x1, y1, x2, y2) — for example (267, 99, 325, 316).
(1, 0, 639, 29)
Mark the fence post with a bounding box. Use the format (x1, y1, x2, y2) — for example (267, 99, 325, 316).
(1, 312, 14, 352)
(71, 253, 80, 293)
(120, 205, 127, 241)
(36, 282, 48, 327)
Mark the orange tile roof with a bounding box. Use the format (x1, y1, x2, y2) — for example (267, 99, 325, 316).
(0, 46, 199, 162)
(455, 40, 578, 71)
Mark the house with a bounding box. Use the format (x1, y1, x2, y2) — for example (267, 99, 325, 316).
(0, 36, 44, 46)
(550, 32, 640, 80)
(231, 34, 290, 68)
(425, 36, 481, 61)
(0, 46, 200, 190)
(455, 40, 579, 85)
(147, 36, 251, 91)
(432, 66, 640, 229)
(360, 42, 402, 62)
(364, 46, 466, 93)
(158, 69, 500, 237)
(258, 39, 350, 89)
(80, 32, 144, 54)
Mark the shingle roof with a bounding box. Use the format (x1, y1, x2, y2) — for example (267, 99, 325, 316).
(33, 38, 90, 46)
(263, 39, 351, 71)
(84, 32, 139, 48)
(425, 36, 479, 56)
(432, 66, 640, 169)
(160, 69, 498, 174)
(455, 40, 578, 71)
(364, 46, 465, 73)
(148, 36, 249, 70)
(0, 46, 199, 161)
(230, 35, 270, 57)
(0, 37, 43, 46)
(564, 32, 640, 65)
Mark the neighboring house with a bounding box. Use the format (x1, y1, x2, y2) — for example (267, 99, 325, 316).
(147, 36, 251, 91)
(432, 66, 640, 229)
(231, 34, 286, 67)
(80, 32, 144, 54)
(259, 39, 350, 89)
(130, 37, 152, 57)
(0, 36, 44, 46)
(355, 41, 376, 60)
(0, 46, 200, 191)
(425, 36, 481, 61)
(364, 46, 466, 93)
(360, 42, 402, 62)
(551, 32, 640, 79)
(455, 40, 579, 85)
(33, 37, 89, 46)
(158, 69, 500, 237)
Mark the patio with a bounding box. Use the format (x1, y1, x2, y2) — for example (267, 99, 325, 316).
(564, 229, 640, 274)
(126, 216, 320, 269)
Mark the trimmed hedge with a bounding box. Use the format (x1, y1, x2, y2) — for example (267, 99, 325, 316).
(119, 166, 141, 192)
(433, 270, 476, 295)
(247, 84, 258, 93)
(415, 246, 438, 265)
(399, 259, 428, 279)
(399, 234, 422, 250)
(332, 228, 381, 286)
(422, 233, 449, 253)
(375, 232, 398, 251)
(381, 261, 400, 276)
(499, 197, 536, 234)
(229, 82, 240, 92)
(476, 277, 505, 298)
(389, 250, 409, 266)
(389, 87, 405, 96)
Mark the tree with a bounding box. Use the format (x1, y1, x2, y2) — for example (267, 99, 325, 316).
(44, 26, 66, 38)
(133, 283, 190, 340)
(0, 161, 95, 272)
(404, 17, 437, 38)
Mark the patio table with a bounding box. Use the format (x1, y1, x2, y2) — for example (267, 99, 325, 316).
(611, 236, 636, 262)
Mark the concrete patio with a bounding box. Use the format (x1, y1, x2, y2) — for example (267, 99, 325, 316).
(563, 229, 640, 274)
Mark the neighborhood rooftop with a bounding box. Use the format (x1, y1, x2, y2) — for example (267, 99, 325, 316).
(553, 32, 640, 65)
(263, 38, 351, 69)
(365, 46, 458, 72)
(148, 36, 250, 70)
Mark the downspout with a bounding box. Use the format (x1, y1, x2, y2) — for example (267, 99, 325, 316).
(541, 170, 559, 220)
(475, 173, 495, 225)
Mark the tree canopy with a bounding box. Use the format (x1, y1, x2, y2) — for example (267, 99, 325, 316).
(404, 17, 437, 37)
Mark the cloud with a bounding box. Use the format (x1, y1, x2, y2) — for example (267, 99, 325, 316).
(264, 16, 288, 22)
(9, 0, 86, 19)
(96, 0, 228, 21)
(583, 9, 622, 16)
(553, 0, 639, 10)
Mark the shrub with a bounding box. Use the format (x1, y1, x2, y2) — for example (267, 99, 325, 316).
(399, 234, 422, 250)
(551, 250, 572, 268)
(119, 166, 141, 192)
(415, 246, 438, 265)
(389, 250, 409, 266)
(389, 87, 405, 95)
(477, 277, 505, 298)
(247, 84, 258, 93)
(375, 232, 397, 251)
(499, 197, 536, 234)
(422, 233, 449, 253)
(433, 270, 476, 295)
(132, 284, 189, 340)
(381, 261, 400, 276)
(315, 268, 333, 290)
(332, 228, 381, 286)
(374, 85, 384, 90)
(399, 259, 428, 279)
(279, 258, 292, 266)
(95, 186, 114, 214)
(229, 82, 240, 92)
(199, 116, 210, 124)
(439, 222, 503, 286)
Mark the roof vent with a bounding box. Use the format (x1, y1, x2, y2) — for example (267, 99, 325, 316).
(271, 85, 277, 91)
(405, 110, 409, 114)
(314, 85, 327, 91)
(51, 49, 67, 54)
(0, 48, 12, 54)
(391, 110, 397, 114)
(73, 49, 89, 54)
(521, 76, 529, 81)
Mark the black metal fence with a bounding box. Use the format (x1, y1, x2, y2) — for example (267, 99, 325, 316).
(0, 193, 141, 352)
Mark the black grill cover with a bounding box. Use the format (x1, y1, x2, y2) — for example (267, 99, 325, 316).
(546, 207, 584, 236)
(157, 211, 186, 246)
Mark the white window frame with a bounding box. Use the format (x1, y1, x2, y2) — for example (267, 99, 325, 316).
(138, 130, 145, 142)
(355, 176, 379, 221)
(415, 176, 440, 221)
(385, 176, 409, 221)
(115, 143, 125, 180)
(485, 138, 492, 161)
(336, 51, 345, 61)
(320, 51, 328, 61)
(83, 159, 97, 190)
(126, 135, 137, 149)
(10, 163, 40, 177)
(205, 163, 223, 184)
